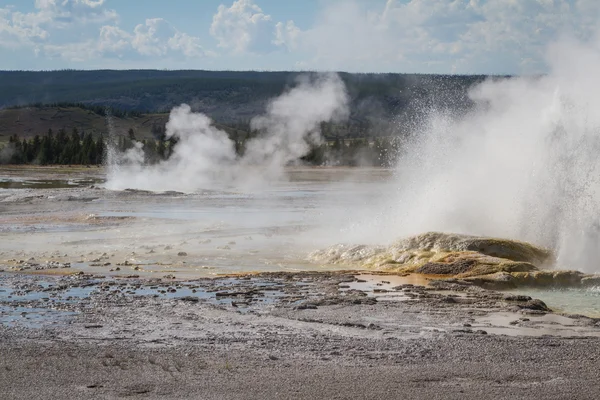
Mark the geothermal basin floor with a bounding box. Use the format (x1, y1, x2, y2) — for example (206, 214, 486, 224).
(1, 270, 600, 399)
(2, 167, 600, 399)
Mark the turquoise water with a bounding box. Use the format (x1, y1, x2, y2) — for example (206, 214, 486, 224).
(507, 287, 600, 317)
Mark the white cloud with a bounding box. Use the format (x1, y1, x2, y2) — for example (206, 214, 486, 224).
(132, 18, 175, 56)
(43, 18, 208, 62)
(273, 20, 300, 51)
(0, 7, 49, 48)
(0, 0, 117, 49)
(0, 0, 206, 63)
(49, 18, 209, 61)
(273, 0, 600, 74)
(169, 32, 206, 58)
(129, 18, 206, 58)
(98, 24, 130, 54)
(4, 0, 600, 73)
(210, 0, 276, 53)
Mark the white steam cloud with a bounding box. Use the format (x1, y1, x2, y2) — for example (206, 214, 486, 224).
(105, 73, 348, 192)
(105, 33, 600, 273)
(352, 34, 600, 272)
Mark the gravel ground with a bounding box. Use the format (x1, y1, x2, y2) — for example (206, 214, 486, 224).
(1, 271, 600, 400)
(2, 168, 600, 399)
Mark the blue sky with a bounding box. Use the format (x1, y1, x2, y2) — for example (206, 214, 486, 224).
(0, 0, 599, 74)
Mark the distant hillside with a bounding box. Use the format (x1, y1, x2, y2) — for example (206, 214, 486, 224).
(0, 105, 247, 143)
(0, 70, 496, 129)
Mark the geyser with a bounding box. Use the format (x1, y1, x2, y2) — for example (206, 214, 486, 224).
(105, 72, 348, 192)
(360, 35, 600, 273)
(105, 36, 600, 274)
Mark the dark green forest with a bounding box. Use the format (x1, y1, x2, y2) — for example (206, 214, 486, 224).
(2, 126, 401, 167)
(4, 130, 105, 165)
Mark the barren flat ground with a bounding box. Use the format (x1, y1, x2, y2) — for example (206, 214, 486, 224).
(1, 166, 600, 399)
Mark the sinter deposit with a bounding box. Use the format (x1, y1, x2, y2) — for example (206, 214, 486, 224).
(310, 232, 600, 289)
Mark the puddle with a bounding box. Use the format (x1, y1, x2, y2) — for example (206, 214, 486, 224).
(340, 274, 432, 301)
(0, 178, 103, 189)
(0, 284, 96, 304)
(110, 277, 294, 312)
(505, 287, 600, 318)
(0, 275, 301, 326)
(474, 311, 600, 337)
(0, 305, 77, 328)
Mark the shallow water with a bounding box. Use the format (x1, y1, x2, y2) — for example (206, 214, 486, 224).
(3, 167, 600, 319)
(0, 177, 103, 189)
(474, 312, 600, 337)
(506, 287, 600, 317)
(0, 168, 393, 278)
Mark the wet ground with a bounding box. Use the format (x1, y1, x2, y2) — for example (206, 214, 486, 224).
(2, 269, 600, 399)
(0, 167, 393, 277)
(2, 166, 600, 399)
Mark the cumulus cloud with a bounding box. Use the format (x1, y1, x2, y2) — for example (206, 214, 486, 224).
(268, 0, 600, 74)
(273, 20, 301, 51)
(210, 0, 279, 53)
(0, 0, 117, 50)
(0, 7, 49, 48)
(132, 18, 177, 56)
(42, 18, 207, 62)
(32, 0, 118, 27)
(0, 1, 206, 63)
(4, 0, 600, 73)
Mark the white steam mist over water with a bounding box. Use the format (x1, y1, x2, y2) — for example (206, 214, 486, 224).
(104, 36, 600, 273)
(350, 36, 600, 273)
(105, 73, 348, 192)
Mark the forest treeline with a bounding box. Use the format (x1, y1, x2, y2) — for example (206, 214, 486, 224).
(0, 70, 492, 130)
(3, 130, 105, 165)
(7, 102, 145, 118)
(1, 127, 402, 167)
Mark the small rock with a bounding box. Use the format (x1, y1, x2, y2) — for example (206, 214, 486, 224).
(519, 299, 549, 311)
(295, 303, 318, 310)
(179, 296, 199, 303)
(441, 296, 457, 303)
(503, 294, 532, 301)
(177, 252, 188, 257)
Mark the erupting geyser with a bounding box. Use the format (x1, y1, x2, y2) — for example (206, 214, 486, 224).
(105, 73, 348, 192)
(106, 36, 600, 273)
(356, 35, 600, 273)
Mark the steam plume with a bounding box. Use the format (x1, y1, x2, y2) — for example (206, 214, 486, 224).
(105, 73, 348, 192)
(359, 35, 600, 272)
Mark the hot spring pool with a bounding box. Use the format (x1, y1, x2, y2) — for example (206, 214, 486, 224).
(507, 286, 600, 317)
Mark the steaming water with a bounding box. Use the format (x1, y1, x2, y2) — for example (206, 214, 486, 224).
(0, 168, 393, 277)
(368, 37, 600, 274)
(507, 287, 600, 318)
(0, 178, 103, 189)
(104, 36, 600, 276)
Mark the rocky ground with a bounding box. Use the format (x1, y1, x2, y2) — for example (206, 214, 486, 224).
(2, 270, 600, 399)
(2, 167, 600, 399)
